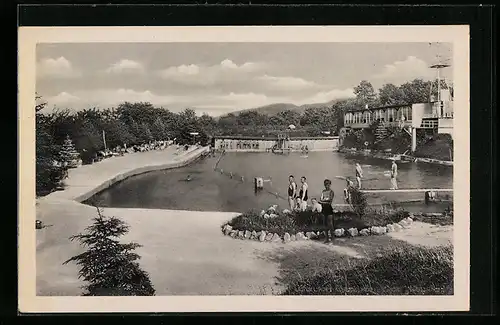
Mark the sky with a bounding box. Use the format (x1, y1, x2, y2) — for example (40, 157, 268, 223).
(36, 42, 453, 116)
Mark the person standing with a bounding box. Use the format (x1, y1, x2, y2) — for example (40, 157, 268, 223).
(298, 176, 309, 211)
(343, 178, 355, 203)
(355, 163, 364, 189)
(287, 175, 298, 210)
(390, 160, 398, 190)
(320, 179, 335, 242)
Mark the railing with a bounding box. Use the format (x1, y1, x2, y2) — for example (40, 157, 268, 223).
(420, 119, 438, 128)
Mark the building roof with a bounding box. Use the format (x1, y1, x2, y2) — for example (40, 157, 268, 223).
(345, 103, 415, 113)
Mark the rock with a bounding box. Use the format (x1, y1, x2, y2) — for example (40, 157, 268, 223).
(238, 230, 245, 239)
(282, 209, 291, 214)
(268, 206, 276, 212)
(393, 223, 403, 231)
(283, 233, 291, 243)
(359, 228, 370, 236)
(260, 210, 266, 217)
(251, 230, 258, 239)
(272, 233, 281, 242)
(229, 230, 237, 238)
(224, 225, 233, 235)
(259, 231, 267, 242)
(271, 204, 278, 210)
(306, 232, 317, 239)
(296, 232, 306, 241)
(263, 213, 270, 219)
(406, 217, 413, 224)
(399, 220, 410, 228)
(265, 233, 274, 241)
(244, 230, 251, 239)
(334, 228, 345, 237)
(380, 226, 387, 234)
(348, 228, 359, 237)
(269, 213, 278, 219)
(386, 224, 395, 233)
(290, 234, 296, 241)
(370, 226, 381, 235)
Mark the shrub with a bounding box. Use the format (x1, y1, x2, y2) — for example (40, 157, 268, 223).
(64, 207, 156, 296)
(282, 245, 453, 295)
(348, 187, 368, 218)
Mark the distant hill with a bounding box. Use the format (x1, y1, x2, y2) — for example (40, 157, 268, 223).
(224, 98, 350, 117)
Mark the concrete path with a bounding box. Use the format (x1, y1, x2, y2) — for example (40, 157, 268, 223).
(36, 200, 282, 296)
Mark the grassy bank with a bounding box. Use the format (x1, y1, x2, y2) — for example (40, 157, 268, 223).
(263, 240, 453, 295)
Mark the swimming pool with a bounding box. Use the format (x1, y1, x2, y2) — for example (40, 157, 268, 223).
(85, 151, 453, 213)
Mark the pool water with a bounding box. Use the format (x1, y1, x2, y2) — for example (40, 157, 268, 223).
(85, 152, 453, 214)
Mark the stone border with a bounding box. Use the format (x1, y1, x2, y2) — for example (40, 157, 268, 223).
(221, 216, 415, 244)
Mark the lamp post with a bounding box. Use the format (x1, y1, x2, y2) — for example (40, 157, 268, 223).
(189, 132, 199, 145)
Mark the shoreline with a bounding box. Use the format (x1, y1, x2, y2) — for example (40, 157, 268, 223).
(39, 145, 210, 204)
(338, 147, 453, 166)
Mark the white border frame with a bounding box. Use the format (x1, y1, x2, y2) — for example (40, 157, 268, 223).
(18, 26, 470, 313)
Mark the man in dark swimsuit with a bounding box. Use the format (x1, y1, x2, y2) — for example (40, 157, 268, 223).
(287, 175, 297, 210)
(320, 179, 335, 242)
(298, 176, 309, 211)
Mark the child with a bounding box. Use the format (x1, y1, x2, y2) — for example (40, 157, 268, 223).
(294, 197, 305, 212)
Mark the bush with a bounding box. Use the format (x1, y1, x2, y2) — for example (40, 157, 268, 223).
(64, 207, 156, 296)
(282, 245, 453, 295)
(348, 187, 368, 218)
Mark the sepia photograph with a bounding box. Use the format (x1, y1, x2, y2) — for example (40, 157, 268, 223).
(18, 26, 470, 313)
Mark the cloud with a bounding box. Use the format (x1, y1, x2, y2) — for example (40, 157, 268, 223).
(157, 59, 264, 86)
(44, 85, 357, 115)
(257, 74, 319, 90)
(47, 92, 81, 105)
(105, 59, 145, 74)
(37, 57, 80, 78)
(372, 56, 435, 85)
(299, 88, 355, 104)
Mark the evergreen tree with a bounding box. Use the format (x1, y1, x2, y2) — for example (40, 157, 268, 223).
(59, 135, 81, 167)
(64, 208, 156, 296)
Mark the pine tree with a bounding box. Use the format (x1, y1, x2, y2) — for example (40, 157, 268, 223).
(64, 208, 156, 296)
(59, 135, 81, 167)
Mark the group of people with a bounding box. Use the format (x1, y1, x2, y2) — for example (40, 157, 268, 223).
(286, 175, 336, 242)
(352, 160, 399, 190)
(284, 160, 399, 242)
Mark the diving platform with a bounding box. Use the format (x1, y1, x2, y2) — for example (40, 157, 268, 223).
(360, 188, 452, 194)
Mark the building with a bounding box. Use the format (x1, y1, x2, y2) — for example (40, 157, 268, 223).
(213, 135, 340, 152)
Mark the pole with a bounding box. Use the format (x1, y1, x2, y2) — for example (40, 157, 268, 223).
(411, 127, 417, 152)
(103, 130, 107, 151)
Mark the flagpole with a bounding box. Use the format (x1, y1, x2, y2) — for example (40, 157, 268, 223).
(103, 130, 107, 151)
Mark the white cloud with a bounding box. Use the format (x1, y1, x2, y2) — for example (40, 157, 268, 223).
(257, 74, 319, 90)
(299, 88, 355, 104)
(105, 59, 145, 74)
(47, 92, 81, 105)
(373, 56, 435, 85)
(45, 86, 357, 115)
(37, 57, 80, 78)
(157, 59, 264, 86)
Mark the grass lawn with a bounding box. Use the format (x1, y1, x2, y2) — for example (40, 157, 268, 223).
(259, 235, 453, 295)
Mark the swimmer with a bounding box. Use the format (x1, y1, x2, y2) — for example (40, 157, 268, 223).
(298, 176, 309, 211)
(390, 160, 398, 190)
(355, 163, 364, 189)
(287, 175, 298, 210)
